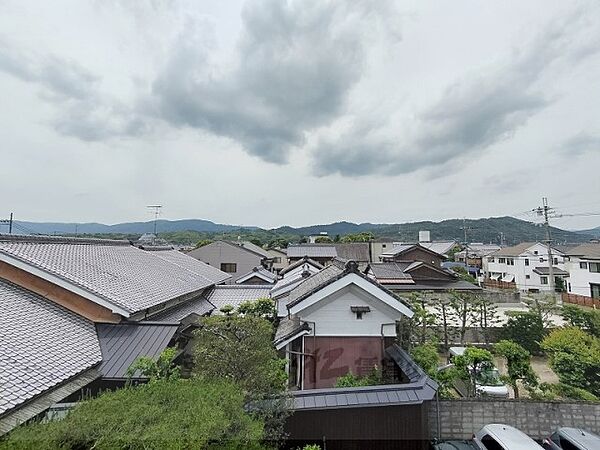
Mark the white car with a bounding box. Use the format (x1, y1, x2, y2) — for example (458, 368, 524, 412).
(448, 347, 509, 398)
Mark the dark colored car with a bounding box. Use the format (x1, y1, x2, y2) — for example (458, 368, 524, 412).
(542, 427, 600, 450)
(432, 440, 478, 450)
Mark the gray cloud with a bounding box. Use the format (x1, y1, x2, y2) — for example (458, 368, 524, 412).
(150, 0, 399, 163)
(561, 132, 600, 157)
(312, 7, 600, 177)
(0, 37, 148, 141)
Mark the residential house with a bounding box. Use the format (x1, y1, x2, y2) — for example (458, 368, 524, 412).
(482, 242, 569, 292)
(0, 234, 231, 433)
(267, 247, 288, 273)
(235, 266, 277, 285)
(186, 240, 271, 283)
(333, 242, 370, 268)
(379, 243, 447, 267)
(563, 242, 600, 298)
(365, 261, 481, 294)
(287, 244, 338, 266)
(274, 259, 414, 390)
(454, 243, 502, 269)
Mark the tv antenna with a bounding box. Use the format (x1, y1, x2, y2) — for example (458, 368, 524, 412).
(146, 205, 162, 235)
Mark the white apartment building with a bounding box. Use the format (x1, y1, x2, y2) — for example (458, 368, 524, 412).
(483, 242, 569, 292)
(563, 242, 600, 298)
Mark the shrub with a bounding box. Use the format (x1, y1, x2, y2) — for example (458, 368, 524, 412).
(501, 312, 545, 355)
(335, 367, 381, 388)
(1, 379, 265, 450)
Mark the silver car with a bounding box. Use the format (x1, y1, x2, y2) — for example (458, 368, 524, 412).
(473, 424, 544, 450)
(542, 427, 600, 450)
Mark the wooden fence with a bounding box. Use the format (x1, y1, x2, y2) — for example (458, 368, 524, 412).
(483, 279, 517, 290)
(562, 292, 600, 309)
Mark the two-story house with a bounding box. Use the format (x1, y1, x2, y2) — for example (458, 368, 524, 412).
(563, 242, 600, 298)
(482, 242, 569, 292)
(274, 259, 413, 390)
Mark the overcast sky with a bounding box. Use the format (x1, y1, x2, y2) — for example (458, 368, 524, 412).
(1, 0, 599, 230)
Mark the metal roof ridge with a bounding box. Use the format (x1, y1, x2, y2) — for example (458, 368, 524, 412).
(291, 379, 429, 397)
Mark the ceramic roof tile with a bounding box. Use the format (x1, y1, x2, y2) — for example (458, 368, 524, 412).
(0, 235, 230, 314)
(205, 285, 272, 314)
(286, 245, 338, 259)
(0, 279, 102, 415)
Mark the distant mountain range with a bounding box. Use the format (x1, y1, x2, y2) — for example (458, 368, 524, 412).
(3, 216, 597, 245)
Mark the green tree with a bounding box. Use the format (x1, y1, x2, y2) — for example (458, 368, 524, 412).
(501, 312, 545, 355)
(561, 305, 600, 338)
(249, 238, 263, 247)
(126, 347, 180, 383)
(448, 290, 476, 345)
(1, 379, 265, 450)
(195, 239, 212, 248)
(406, 292, 437, 346)
(450, 266, 477, 284)
(194, 315, 289, 443)
(453, 347, 494, 398)
(335, 367, 381, 387)
(410, 342, 456, 398)
(541, 327, 600, 397)
(523, 295, 560, 328)
(340, 232, 375, 243)
(237, 297, 276, 322)
(472, 296, 501, 344)
(431, 296, 455, 349)
(314, 236, 333, 243)
(494, 340, 537, 398)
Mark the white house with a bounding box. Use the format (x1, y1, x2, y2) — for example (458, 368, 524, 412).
(483, 242, 569, 292)
(563, 242, 600, 298)
(274, 260, 413, 389)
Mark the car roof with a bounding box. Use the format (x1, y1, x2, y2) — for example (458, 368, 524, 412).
(449, 346, 467, 356)
(478, 424, 543, 449)
(433, 441, 477, 450)
(558, 427, 600, 448)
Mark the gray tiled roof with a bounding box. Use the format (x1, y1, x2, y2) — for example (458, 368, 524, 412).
(490, 242, 536, 257)
(279, 257, 323, 276)
(206, 285, 272, 314)
(0, 235, 230, 315)
(286, 245, 338, 259)
(565, 242, 600, 259)
(235, 266, 277, 284)
(0, 279, 102, 415)
(149, 295, 215, 322)
(96, 323, 178, 379)
(285, 262, 345, 307)
(274, 316, 310, 347)
(386, 280, 481, 291)
(533, 266, 569, 276)
(334, 243, 370, 262)
(368, 262, 414, 281)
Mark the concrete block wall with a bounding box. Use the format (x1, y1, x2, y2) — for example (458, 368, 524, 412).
(429, 399, 600, 440)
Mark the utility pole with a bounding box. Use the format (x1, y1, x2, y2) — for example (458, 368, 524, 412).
(535, 197, 555, 293)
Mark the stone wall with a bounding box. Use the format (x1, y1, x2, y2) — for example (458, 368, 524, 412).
(429, 399, 600, 440)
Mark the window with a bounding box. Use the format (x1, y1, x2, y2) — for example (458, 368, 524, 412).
(273, 257, 281, 263)
(525, 275, 530, 280)
(590, 262, 600, 273)
(382, 244, 387, 248)
(559, 436, 581, 450)
(534, 250, 539, 255)
(350, 306, 370, 320)
(580, 262, 588, 269)
(540, 258, 544, 263)
(498, 258, 506, 264)
(480, 434, 503, 450)
(507, 258, 514, 266)
(553, 257, 559, 265)
(591, 284, 600, 299)
(489, 257, 495, 263)
(220, 263, 237, 273)
(524, 258, 529, 266)
(541, 276, 548, 285)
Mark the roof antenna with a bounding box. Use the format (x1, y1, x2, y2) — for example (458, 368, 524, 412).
(146, 205, 162, 235)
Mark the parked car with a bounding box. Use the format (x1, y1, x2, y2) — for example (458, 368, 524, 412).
(542, 427, 600, 450)
(473, 424, 544, 449)
(447, 347, 509, 398)
(432, 440, 478, 450)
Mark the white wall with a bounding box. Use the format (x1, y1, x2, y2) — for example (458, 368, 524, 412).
(483, 243, 567, 292)
(564, 257, 600, 297)
(299, 284, 401, 337)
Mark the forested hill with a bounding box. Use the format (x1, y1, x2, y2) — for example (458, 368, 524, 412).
(5, 216, 593, 246)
